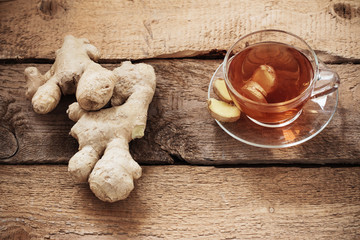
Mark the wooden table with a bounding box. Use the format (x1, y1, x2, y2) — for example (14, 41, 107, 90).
(1, 0, 359, 239)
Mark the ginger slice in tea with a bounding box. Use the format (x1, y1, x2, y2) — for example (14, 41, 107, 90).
(251, 64, 276, 94)
(241, 81, 267, 103)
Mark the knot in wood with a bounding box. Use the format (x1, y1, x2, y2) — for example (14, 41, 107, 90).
(333, 3, 360, 20)
(38, 0, 67, 17)
(0, 126, 19, 160)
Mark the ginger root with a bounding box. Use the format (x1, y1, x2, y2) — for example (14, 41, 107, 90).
(25, 35, 157, 202)
(67, 61, 156, 202)
(24, 35, 118, 114)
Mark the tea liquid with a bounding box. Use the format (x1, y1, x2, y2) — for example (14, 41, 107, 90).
(228, 42, 313, 104)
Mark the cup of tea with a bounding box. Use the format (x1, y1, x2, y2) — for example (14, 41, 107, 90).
(223, 29, 340, 127)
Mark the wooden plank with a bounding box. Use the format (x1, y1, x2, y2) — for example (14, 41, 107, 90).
(0, 0, 359, 61)
(0, 165, 359, 239)
(0, 60, 359, 164)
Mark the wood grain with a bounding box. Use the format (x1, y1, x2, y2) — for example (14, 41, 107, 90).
(0, 165, 359, 239)
(0, 0, 359, 61)
(0, 60, 359, 165)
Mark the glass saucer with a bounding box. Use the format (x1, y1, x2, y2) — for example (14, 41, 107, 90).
(208, 63, 339, 148)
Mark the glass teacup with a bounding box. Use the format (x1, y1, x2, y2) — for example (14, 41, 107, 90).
(223, 29, 340, 128)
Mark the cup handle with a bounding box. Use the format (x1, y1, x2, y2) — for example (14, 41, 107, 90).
(311, 60, 340, 99)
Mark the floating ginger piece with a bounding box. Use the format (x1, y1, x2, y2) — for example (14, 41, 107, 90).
(241, 81, 267, 103)
(252, 64, 276, 93)
(207, 98, 240, 122)
(213, 78, 233, 103)
(241, 64, 276, 103)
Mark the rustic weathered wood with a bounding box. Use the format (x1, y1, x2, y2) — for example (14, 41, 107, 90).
(0, 0, 359, 61)
(0, 165, 359, 239)
(0, 60, 359, 164)
(0, 1, 358, 239)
